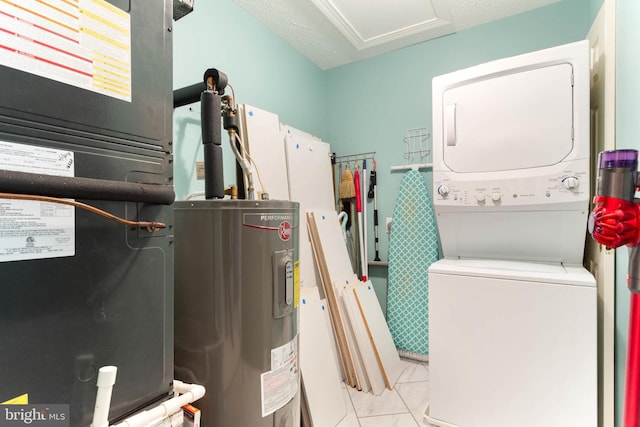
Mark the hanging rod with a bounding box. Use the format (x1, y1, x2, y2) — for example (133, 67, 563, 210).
(390, 163, 432, 171)
(334, 151, 376, 164)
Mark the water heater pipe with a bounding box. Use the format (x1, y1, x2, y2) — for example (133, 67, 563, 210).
(90, 367, 206, 427)
(0, 169, 175, 205)
(90, 366, 117, 427)
(111, 380, 205, 427)
(173, 82, 206, 108)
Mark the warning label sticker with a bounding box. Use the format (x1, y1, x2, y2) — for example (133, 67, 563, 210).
(260, 337, 299, 417)
(0, 0, 132, 101)
(0, 140, 75, 262)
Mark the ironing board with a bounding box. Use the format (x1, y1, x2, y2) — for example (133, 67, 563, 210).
(387, 170, 439, 360)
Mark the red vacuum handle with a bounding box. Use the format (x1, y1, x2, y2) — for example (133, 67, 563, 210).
(594, 196, 640, 427)
(591, 195, 640, 249)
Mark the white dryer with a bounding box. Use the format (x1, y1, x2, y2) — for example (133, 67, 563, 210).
(432, 40, 590, 264)
(427, 41, 597, 427)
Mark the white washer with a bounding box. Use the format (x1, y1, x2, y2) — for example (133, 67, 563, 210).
(427, 41, 597, 427)
(427, 259, 596, 427)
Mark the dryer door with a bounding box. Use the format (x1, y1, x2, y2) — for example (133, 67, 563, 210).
(441, 63, 574, 173)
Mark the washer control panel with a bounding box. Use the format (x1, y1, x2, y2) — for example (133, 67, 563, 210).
(434, 166, 588, 207)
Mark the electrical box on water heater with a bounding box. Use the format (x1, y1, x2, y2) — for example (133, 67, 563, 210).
(174, 200, 300, 427)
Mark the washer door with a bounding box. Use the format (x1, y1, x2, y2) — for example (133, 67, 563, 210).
(428, 264, 596, 427)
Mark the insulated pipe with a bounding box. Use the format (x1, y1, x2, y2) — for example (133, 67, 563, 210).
(201, 90, 224, 199)
(173, 82, 206, 108)
(90, 366, 118, 427)
(173, 69, 227, 108)
(175, 68, 228, 200)
(0, 169, 175, 205)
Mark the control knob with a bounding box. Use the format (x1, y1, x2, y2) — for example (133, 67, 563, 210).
(562, 176, 579, 190)
(437, 184, 449, 197)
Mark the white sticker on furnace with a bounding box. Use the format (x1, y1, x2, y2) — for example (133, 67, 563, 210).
(260, 337, 298, 417)
(0, 140, 75, 262)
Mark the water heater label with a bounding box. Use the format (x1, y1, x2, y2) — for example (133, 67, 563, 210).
(243, 213, 297, 241)
(0, 140, 75, 262)
(260, 337, 299, 417)
(0, 0, 132, 102)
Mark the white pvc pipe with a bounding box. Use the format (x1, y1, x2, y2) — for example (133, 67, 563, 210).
(91, 366, 206, 427)
(91, 366, 118, 427)
(110, 380, 205, 427)
(173, 380, 205, 399)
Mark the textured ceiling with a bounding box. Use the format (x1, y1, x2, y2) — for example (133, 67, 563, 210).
(233, 0, 561, 69)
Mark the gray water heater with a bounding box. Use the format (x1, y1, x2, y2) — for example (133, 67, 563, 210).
(174, 199, 300, 426)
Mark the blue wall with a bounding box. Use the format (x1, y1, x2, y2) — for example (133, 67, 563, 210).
(590, 0, 605, 22)
(325, 0, 590, 308)
(172, 0, 326, 200)
(616, 0, 640, 425)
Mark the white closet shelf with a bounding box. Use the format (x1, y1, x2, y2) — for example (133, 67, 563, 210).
(390, 163, 432, 171)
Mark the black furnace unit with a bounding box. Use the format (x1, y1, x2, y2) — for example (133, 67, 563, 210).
(0, 1, 174, 425)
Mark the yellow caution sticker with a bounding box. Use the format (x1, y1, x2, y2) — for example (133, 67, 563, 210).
(1, 393, 29, 404)
(294, 260, 300, 308)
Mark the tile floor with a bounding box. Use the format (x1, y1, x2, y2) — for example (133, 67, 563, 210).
(336, 358, 432, 427)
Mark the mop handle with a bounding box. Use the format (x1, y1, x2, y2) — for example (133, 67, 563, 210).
(354, 170, 366, 280)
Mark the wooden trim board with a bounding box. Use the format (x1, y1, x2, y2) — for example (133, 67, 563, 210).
(306, 212, 357, 387)
(354, 281, 404, 389)
(337, 284, 369, 392)
(307, 209, 404, 394)
(341, 282, 386, 395)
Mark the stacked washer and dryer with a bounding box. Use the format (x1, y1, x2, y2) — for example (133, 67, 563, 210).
(426, 41, 597, 427)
